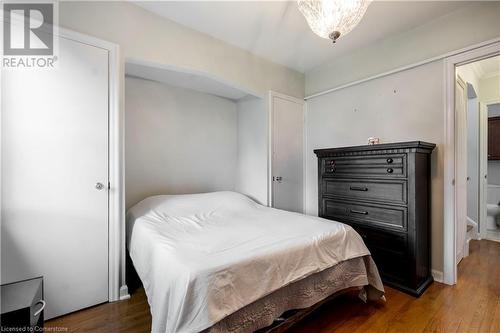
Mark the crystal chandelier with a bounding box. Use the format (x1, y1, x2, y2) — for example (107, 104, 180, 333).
(298, 0, 371, 43)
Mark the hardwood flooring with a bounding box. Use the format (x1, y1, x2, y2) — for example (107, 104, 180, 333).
(46, 240, 500, 333)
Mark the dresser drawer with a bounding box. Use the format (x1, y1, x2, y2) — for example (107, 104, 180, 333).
(323, 199, 407, 232)
(351, 225, 410, 284)
(353, 225, 407, 255)
(323, 179, 407, 205)
(322, 154, 406, 178)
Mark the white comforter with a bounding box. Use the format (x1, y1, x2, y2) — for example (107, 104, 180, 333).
(127, 191, 371, 333)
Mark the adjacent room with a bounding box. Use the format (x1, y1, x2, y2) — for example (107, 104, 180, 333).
(1, 1, 499, 332)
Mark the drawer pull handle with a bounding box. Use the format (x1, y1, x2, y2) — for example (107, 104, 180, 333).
(387, 168, 394, 173)
(350, 209, 368, 215)
(387, 158, 393, 164)
(33, 300, 46, 317)
(326, 160, 336, 172)
(350, 186, 368, 191)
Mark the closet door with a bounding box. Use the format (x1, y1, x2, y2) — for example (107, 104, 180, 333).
(271, 93, 304, 213)
(1, 36, 109, 319)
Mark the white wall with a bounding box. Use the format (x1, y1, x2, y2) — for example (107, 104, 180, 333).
(236, 94, 308, 208)
(235, 97, 269, 204)
(306, 2, 500, 96)
(489, 103, 500, 117)
(305, 60, 445, 271)
(480, 75, 500, 103)
(125, 77, 237, 208)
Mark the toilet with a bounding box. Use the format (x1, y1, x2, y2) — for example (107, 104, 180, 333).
(487, 184, 500, 229)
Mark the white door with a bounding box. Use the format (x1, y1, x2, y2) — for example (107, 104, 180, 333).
(455, 75, 468, 264)
(271, 93, 304, 213)
(1, 36, 109, 318)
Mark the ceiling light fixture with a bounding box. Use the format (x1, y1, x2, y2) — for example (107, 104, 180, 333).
(298, 0, 371, 43)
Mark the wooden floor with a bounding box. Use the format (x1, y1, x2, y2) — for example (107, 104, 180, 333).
(46, 240, 500, 332)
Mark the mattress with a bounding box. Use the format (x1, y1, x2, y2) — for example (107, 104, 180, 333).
(126, 191, 384, 333)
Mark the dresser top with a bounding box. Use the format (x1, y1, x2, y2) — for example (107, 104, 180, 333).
(314, 141, 436, 157)
(1, 277, 43, 314)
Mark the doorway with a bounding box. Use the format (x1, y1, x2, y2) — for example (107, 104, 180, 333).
(453, 54, 500, 275)
(443, 40, 500, 285)
(1, 29, 123, 318)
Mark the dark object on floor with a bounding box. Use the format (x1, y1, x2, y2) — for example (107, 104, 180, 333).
(315, 141, 436, 296)
(1, 277, 44, 330)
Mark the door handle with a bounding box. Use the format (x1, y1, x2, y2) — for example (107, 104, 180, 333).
(275, 176, 283, 183)
(33, 300, 46, 317)
(95, 182, 105, 190)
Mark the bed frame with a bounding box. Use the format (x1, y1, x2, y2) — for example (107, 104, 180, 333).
(127, 254, 373, 332)
(257, 288, 359, 333)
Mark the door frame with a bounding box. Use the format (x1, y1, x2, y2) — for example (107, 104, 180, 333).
(443, 41, 500, 285)
(267, 91, 306, 212)
(53, 27, 125, 301)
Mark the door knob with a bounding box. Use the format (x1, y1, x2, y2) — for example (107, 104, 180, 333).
(95, 182, 105, 190)
(275, 176, 283, 183)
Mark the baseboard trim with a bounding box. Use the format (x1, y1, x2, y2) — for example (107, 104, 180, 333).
(486, 230, 500, 242)
(119, 285, 130, 301)
(432, 270, 444, 283)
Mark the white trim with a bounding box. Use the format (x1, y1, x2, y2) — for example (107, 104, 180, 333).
(267, 92, 273, 207)
(479, 102, 488, 240)
(486, 230, 500, 242)
(119, 286, 131, 301)
(443, 41, 500, 286)
(305, 37, 500, 101)
(268, 91, 306, 213)
(484, 99, 500, 106)
(303, 102, 308, 215)
(455, 74, 467, 265)
(55, 27, 126, 301)
(477, 102, 488, 239)
(432, 270, 444, 283)
(107, 41, 126, 302)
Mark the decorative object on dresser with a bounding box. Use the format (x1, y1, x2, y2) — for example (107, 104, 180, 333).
(1, 277, 45, 330)
(314, 141, 436, 297)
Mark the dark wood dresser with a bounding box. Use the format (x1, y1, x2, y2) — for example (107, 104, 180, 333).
(314, 141, 435, 296)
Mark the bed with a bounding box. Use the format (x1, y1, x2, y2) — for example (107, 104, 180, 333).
(126, 191, 384, 333)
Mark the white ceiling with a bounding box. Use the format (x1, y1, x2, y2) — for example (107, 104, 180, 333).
(134, 1, 471, 73)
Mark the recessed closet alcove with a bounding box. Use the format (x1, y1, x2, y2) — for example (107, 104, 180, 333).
(124, 59, 267, 209)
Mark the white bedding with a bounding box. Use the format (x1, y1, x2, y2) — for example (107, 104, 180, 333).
(127, 191, 372, 333)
